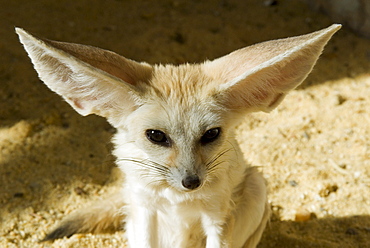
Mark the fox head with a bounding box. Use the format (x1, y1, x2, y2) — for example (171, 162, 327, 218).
(17, 25, 340, 194)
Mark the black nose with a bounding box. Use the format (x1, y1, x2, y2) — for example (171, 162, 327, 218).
(182, 175, 201, 190)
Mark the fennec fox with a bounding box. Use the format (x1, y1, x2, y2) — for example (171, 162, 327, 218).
(16, 24, 340, 248)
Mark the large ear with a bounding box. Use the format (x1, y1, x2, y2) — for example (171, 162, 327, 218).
(16, 28, 153, 127)
(204, 24, 341, 112)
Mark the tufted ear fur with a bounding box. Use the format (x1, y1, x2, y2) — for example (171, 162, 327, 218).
(16, 28, 153, 127)
(204, 24, 341, 112)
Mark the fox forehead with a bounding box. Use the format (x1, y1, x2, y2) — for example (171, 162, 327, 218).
(146, 63, 221, 103)
(127, 64, 226, 134)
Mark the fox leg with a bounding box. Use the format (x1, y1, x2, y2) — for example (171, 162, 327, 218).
(42, 191, 125, 241)
(202, 216, 224, 248)
(242, 202, 270, 248)
(232, 167, 270, 248)
(201, 200, 235, 248)
(125, 205, 158, 248)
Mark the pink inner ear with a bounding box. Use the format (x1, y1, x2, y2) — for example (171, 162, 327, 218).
(267, 93, 284, 109)
(251, 88, 270, 103)
(70, 98, 84, 110)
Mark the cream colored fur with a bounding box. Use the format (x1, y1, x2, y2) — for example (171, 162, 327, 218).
(16, 24, 340, 248)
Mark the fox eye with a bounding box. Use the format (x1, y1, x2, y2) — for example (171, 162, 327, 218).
(146, 129, 170, 147)
(201, 127, 221, 144)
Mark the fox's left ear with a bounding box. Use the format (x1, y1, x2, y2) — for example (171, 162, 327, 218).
(16, 28, 153, 127)
(204, 24, 341, 112)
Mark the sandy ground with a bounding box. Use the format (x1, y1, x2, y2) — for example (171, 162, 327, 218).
(1, 0, 370, 247)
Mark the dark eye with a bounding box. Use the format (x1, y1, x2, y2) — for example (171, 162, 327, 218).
(201, 128, 221, 144)
(146, 129, 170, 147)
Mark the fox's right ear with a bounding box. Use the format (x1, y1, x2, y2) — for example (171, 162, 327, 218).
(204, 24, 341, 113)
(16, 28, 153, 127)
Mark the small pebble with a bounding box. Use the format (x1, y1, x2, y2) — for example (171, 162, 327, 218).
(74, 187, 88, 195)
(345, 227, 358, 235)
(264, 0, 278, 6)
(288, 180, 298, 187)
(295, 210, 316, 222)
(13, 192, 24, 198)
